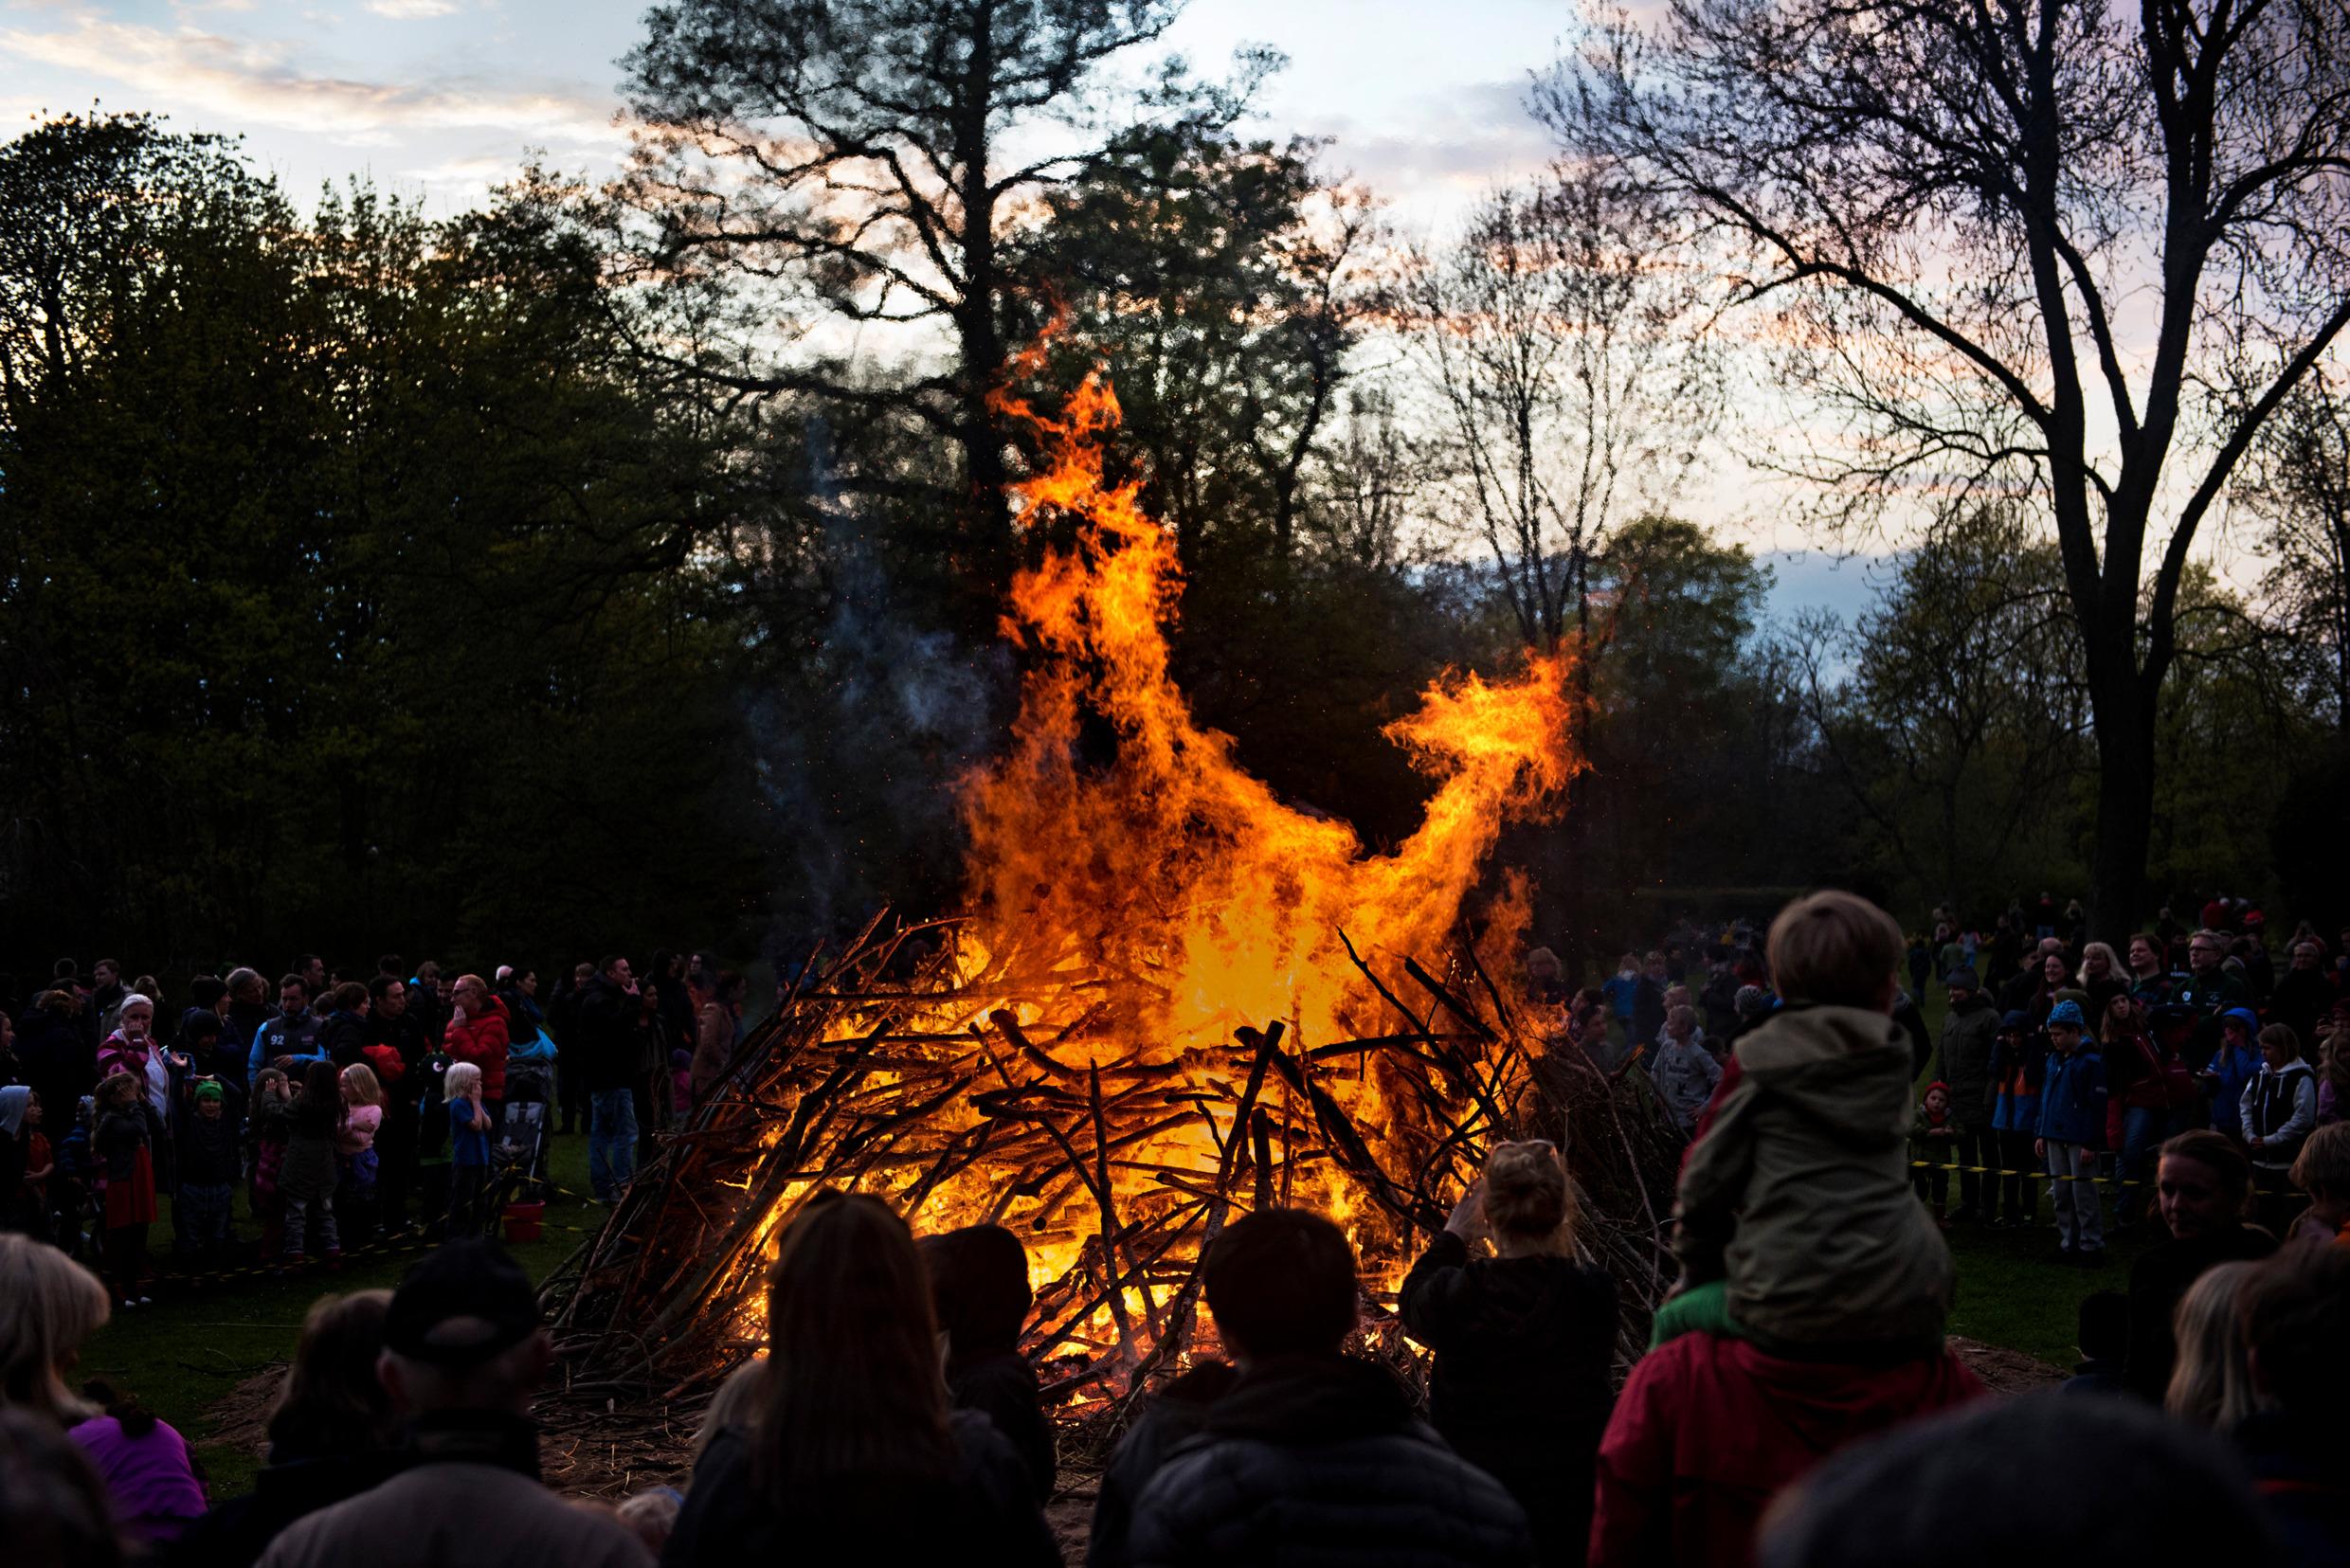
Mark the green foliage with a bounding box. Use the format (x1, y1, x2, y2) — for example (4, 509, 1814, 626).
(0, 117, 766, 970)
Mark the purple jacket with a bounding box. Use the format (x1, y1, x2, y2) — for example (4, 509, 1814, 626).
(71, 1414, 208, 1541)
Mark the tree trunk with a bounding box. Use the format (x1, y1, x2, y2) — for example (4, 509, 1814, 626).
(2086, 680, 2157, 941)
(952, 1, 1012, 635)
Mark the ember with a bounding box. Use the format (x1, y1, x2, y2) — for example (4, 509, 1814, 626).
(547, 370, 1683, 1414)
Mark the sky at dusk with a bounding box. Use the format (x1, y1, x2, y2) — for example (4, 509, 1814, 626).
(0, 0, 1568, 220)
(0, 0, 1898, 622)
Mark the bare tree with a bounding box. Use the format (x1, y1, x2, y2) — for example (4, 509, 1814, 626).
(617, 0, 1260, 616)
(1548, 0, 2350, 929)
(1395, 169, 1722, 656)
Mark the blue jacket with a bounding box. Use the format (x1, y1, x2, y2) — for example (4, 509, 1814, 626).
(2203, 1043, 2260, 1131)
(449, 1098, 492, 1168)
(247, 1007, 328, 1077)
(2037, 1047, 2108, 1148)
(1988, 1034, 2043, 1133)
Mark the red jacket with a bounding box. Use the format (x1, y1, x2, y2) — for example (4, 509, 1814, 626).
(1590, 1333, 1985, 1568)
(443, 996, 512, 1101)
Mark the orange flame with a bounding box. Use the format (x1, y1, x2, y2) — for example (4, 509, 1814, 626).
(966, 369, 1580, 1050)
(734, 364, 1584, 1378)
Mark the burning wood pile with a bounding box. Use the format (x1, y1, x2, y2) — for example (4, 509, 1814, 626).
(544, 914, 1684, 1415)
(542, 359, 1681, 1433)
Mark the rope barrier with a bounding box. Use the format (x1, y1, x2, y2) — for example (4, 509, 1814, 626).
(1909, 1157, 2135, 1186)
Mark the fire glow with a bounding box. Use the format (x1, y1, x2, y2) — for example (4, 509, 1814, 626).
(556, 366, 1602, 1405)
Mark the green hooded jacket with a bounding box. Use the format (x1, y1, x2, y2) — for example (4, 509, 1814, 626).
(1673, 1003, 1957, 1354)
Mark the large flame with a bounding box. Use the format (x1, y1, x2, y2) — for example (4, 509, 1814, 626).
(966, 370, 1580, 1048)
(724, 365, 1582, 1380)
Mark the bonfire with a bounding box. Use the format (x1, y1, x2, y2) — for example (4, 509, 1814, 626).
(542, 369, 1683, 1436)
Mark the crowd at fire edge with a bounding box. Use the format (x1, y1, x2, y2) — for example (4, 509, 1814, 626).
(1, 893, 2345, 1568)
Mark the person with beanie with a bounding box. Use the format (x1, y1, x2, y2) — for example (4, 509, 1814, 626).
(1910, 1081, 1961, 1225)
(2035, 999, 2110, 1268)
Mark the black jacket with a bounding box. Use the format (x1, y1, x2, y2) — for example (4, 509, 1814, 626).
(178, 1108, 244, 1186)
(1399, 1233, 1617, 1568)
(1089, 1362, 1238, 1568)
(18, 1008, 93, 1128)
(575, 975, 645, 1093)
(320, 1010, 370, 1069)
(164, 1451, 401, 1568)
(2123, 1225, 2278, 1402)
(948, 1349, 1057, 1503)
(661, 1415, 1056, 1568)
(1126, 1354, 1533, 1568)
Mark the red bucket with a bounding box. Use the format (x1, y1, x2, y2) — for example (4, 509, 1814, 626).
(502, 1199, 546, 1244)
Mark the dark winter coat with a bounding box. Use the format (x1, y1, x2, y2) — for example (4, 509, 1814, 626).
(1936, 994, 2000, 1125)
(2123, 1226, 2277, 1403)
(660, 1415, 1056, 1568)
(2037, 1046, 2109, 1148)
(165, 1451, 402, 1568)
(574, 975, 645, 1094)
(1399, 1231, 1618, 1567)
(320, 1011, 370, 1070)
(1125, 1354, 1534, 1568)
(18, 1008, 94, 1133)
(1089, 1363, 1237, 1568)
(947, 1349, 1056, 1504)
(177, 1108, 243, 1187)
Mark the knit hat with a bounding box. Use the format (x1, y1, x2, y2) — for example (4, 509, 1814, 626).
(2048, 999, 2087, 1027)
(1998, 1009, 2032, 1032)
(1943, 967, 1981, 991)
(1925, 1080, 1950, 1098)
(193, 1081, 225, 1103)
(1734, 984, 1770, 1019)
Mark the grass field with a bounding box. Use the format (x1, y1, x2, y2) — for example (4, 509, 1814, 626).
(79, 1130, 603, 1497)
(81, 985, 2135, 1500)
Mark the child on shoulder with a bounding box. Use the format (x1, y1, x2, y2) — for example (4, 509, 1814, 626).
(1663, 891, 1956, 1358)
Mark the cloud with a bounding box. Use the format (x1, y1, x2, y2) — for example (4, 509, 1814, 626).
(0, 12, 614, 148)
(364, 0, 457, 16)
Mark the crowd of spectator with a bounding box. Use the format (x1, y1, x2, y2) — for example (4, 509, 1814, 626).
(0, 951, 750, 1307)
(0, 892, 2343, 1567)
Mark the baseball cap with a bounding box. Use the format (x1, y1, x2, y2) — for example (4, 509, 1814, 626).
(382, 1239, 541, 1365)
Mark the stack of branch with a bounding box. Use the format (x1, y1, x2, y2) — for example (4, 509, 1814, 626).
(543, 914, 1685, 1414)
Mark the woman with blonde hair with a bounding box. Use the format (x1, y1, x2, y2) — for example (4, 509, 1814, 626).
(2164, 1259, 2262, 1429)
(1400, 1141, 1619, 1566)
(2076, 942, 2125, 1021)
(0, 1234, 108, 1425)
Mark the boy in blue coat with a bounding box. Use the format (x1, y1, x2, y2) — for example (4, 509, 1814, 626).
(2035, 999, 2110, 1267)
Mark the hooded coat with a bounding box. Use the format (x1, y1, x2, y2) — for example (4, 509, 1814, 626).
(1674, 1004, 1956, 1354)
(1125, 1354, 1533, 1568)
